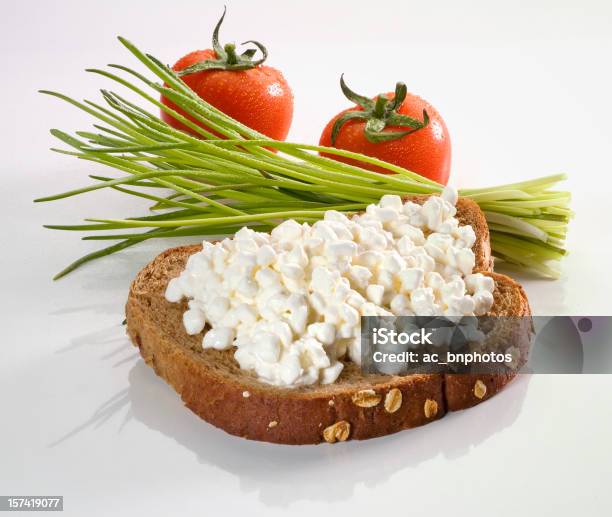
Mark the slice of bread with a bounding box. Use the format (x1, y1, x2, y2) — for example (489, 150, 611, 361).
(125, 198, 527, 444)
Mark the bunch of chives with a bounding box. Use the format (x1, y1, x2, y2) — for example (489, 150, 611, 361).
(37, 37, 571, 279)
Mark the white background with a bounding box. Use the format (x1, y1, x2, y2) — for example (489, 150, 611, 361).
(2, 1, 611, 515)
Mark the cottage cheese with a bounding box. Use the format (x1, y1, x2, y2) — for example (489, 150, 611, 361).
(165, 188, 495, 387)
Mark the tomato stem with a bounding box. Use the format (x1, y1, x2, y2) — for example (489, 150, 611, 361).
(373, 95, 389, 118)
(224, 43, 238, 65)
(176, 7, 269, 75)
(331, 75, 430, 145)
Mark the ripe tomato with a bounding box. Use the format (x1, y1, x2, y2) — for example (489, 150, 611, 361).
(319, 77, 451, 185)
(161, 9, 293, 141)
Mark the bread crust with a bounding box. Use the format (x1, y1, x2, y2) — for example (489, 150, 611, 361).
(125, 198, 528, 444)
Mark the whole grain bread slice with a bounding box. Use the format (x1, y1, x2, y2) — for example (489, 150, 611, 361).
(125, 198, 527, 444)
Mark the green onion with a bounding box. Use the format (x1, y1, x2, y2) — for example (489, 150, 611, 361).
(37, 37, 572, 280)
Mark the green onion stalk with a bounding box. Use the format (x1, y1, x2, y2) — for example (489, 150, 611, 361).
(37, 37, 571, 280)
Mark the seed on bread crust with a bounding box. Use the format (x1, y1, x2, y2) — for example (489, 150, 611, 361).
(323, 421, 351, 443)
(352, 389, 382, 408)
(384, 389, 402, 413)
(424, 399, 438, 418)
(242, 390, 250, 398)
(474, 380, 487, 399)
(328, 399, 335, 406)
(268, 420, 278, 428)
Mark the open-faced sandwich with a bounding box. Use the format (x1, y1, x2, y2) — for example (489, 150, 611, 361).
(126, 189, 531, 444)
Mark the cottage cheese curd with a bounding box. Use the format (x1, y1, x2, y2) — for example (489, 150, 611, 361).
(165, 188, 495, 387)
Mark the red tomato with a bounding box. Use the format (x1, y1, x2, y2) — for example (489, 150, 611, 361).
(319, 78, 451, 185)
(160, 10, 293, 141)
